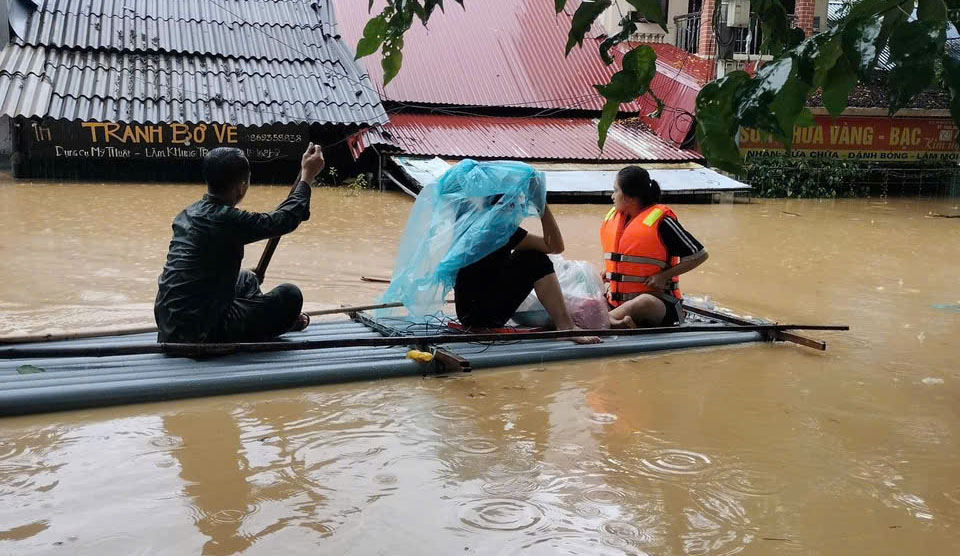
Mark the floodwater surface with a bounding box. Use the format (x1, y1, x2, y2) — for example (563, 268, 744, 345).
(1, 176, 958, 555)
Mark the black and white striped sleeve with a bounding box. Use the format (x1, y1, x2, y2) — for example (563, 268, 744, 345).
(658, 217, 705, 261)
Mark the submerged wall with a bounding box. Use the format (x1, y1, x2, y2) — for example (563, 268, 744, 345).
(0, 116, 11, 169)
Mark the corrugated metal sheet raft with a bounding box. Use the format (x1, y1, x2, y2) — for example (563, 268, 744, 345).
(0, 308, 777, 417)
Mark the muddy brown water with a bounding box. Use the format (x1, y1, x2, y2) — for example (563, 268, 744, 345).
(1, 177, 958, 554)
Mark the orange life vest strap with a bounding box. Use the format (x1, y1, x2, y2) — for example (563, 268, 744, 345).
(603, 252, 668, 268)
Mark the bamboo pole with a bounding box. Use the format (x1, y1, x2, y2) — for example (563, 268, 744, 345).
(253, 175, 303, 282)
(0, 301, 433, 345)
(0, 324, 849, 360)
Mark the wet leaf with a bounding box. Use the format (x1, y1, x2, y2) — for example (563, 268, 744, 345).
(813, 32, 844, 88)
(647, 90, 665, 119)
(382, 38, 405, 86)
(597, 100, 619, 149)
(595, 45, 657, 103)
(795, 108, 816, 127)
(771, 71, 812, 150)
(600, 13, 640, 64)
(887, 21, 945, 114)
(17, 365, 45, 375)
(566, 0, 611, 55)
(737, 57, 797, 143)
(847, 17, 884, 77)
(625, 0, 667, 32)
(849, 0, 912, 18)
(695, 71, 752, 173)
(918, 0, 948, 23)
(823, 56, 859, 117)
(752, 0, 802, 56)
(355, 14, 388, 59)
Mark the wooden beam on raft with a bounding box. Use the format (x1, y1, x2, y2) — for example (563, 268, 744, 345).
(683, 304, 829, 351)
(0, 323, 848, 359)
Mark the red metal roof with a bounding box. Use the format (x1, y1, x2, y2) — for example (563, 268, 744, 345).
(614, 42, 709, 145)
(349, 113, 702, 162)
(333, 0, 643, 112)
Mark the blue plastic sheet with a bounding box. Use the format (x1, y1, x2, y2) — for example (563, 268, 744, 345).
(381, 159, 546, 317)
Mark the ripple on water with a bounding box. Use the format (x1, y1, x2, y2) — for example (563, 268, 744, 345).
(944, 486, 960, 506)
(708, 465, 785, 497)
(590, 413, 619, 424)
(457, 498, 546, 532)
(0, 441, 21, 461)
(431, 405, 477, 421)
(148, 436, 183, 450)
(688, 487, 752, 530)
(481, 477, 540, 497)
(283, 430, 395, 491)
(501, 532, 649, 556)
(374, 473, 398, 485)
(189, 501, 261, 527)
(488, 458, 543, 477)
(553, 443, 585, 456)
(582, 486, 627, 505)
(641, 449, 713, 477)
(847, 457, 900, 484)
(893, 493, 935, 521)
(446, 438, 499, 455)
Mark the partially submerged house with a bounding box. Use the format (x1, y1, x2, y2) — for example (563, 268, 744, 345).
(335, 0, 750, 201)
(0, 0, 386, 180)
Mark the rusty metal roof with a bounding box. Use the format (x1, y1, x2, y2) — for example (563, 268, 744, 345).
(334, 0, 643, 112)
(350, 113, 702, 162)
(0, 0, 387, 126)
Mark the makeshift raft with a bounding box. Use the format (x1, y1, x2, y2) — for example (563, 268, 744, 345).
(0, 304, 835, 417)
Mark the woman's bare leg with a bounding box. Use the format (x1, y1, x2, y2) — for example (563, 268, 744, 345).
(608, 294, 666, 328)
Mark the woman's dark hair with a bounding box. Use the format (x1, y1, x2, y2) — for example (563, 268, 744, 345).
(203, 147, 250, 194)
(616, 166, 661, 207)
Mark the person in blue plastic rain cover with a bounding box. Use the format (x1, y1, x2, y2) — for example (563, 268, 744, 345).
(382, 160, 600, 344)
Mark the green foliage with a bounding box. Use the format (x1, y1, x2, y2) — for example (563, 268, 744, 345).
(594, 45, 658, 148)
(565, 0, 612, 55)
(742, 155, 873, 197)
(358, 0, 960, 172)
(696, 72, 753, 173)
(346, 173, 372, 195)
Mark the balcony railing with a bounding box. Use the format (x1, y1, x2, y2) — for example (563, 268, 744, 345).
(674, 11, 796, 56)
(674, 13, 701, 54)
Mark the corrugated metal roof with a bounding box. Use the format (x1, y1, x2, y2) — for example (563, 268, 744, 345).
(351, 113, 702, 162)
(0, 1, 388, 126)
(611, 42, 705, 146)
(0, 44, 387, 125)
(333, 0, 644, 112)
(17, 0, 347, 61)
(35, 0, 328, 29)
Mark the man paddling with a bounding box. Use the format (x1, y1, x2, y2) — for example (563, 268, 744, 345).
(154, 144, 326, 343)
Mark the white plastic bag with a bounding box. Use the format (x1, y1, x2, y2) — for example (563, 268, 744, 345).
(512, 255, 610, 329)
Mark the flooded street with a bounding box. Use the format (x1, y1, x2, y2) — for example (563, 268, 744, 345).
(1, 177, 959, 554)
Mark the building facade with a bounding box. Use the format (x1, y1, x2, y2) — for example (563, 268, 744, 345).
(0, 0, 387, 181)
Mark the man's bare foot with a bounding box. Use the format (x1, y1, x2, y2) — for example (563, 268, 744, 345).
(290, 312, 310, 332)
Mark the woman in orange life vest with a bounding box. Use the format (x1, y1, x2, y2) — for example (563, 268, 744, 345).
(601, 166, 709, 328)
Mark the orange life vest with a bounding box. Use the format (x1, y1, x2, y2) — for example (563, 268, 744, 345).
(600, 204, 682, 307)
